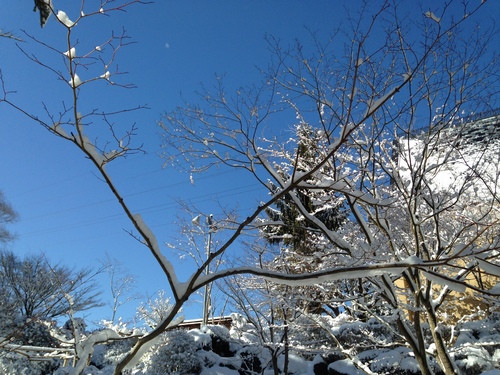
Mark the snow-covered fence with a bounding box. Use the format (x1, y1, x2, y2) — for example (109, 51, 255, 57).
(0, 343, 75, 366)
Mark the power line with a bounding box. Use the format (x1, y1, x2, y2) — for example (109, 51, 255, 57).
(16, 167, 250, 222)
(17, 183, 263, 239)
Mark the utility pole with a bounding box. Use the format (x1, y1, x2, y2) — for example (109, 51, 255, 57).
(193, 214, 216, 326)
(203, 232, 211, 325)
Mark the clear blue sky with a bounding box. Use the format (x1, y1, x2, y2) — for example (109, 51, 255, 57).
(1, 1, 498, 326)
(0, 0, 350, 326)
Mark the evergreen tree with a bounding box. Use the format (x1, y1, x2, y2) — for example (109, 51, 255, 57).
(261, 124, 347, 314)
(262, 124, 345, 256)
(0, 190, 18, 245)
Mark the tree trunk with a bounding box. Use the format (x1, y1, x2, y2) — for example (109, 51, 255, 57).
(283, 320, 289, 375)
(425, 303, 458, 375)
(397, 313, 435, 375)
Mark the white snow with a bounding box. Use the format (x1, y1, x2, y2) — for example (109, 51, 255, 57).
(200, 367, 240, 375)
(425, 11, 441, 23)
(365, 87, 398, 117)
(123, 334, 163, 371)
(132, 213, 181, 295)
(423, 271, 467, 293)
(56, 10, 76, 27)
(70, 329, 121, 375)
(3, 311, 499, 374)
(329, 359, 365, 375)
(63, 47, 76, 59)
(477, 259, 500, 278)
(68, 74, 82, 88)
(50, 123, 69, 137)
(488, 283, 500, 295)
(402, 255, 423, 264)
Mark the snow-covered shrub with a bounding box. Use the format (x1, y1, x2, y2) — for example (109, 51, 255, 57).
(62, 317, 87, 336)
(0, 351, 59, 375)
(288, 315, 336, 354)
(202, 325, 234, 357)
(313, 352, 346, 375)
(452, 315, 500, 374)
(333, 317, 399, 353)
(90, 338, 136, 369)
(10, 317, 58, 347)
(149, 329, 202, 375)
(455, 313, 500, 347)
(235, 346, 263, 375)
(358, 347, 421, 374)
(229, 313, 260, 344)
(452, 313, 500, 374)
(194, 325, 243, 373)
(454, 345, 495, 375)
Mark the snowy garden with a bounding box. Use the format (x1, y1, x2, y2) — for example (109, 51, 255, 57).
(1, 312, 500, 374)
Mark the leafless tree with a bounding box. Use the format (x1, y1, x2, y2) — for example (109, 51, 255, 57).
(101, 254, 141, 324)
(0, 250, 103, 319)
(160, 2, 500, 374)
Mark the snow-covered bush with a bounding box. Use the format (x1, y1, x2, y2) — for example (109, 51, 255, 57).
(453, 313, 500, 375)
(61, 317, 87, 338)
(288, 315, 336, 353)
(229, 313, 260, 344)
(0, 351, 59, 375)
(329, 315, 400, 354)
(202, 325, 234, 357)
(90, 338, 136, 369)
(9, 317, 58, 347)
(136, 290, 173, 329)
(357, 347, 421, 374)
(235, 345, 264, 375)
(149, 329, 202, 375)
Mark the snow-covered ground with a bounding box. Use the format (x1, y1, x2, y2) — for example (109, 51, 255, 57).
(2, 312, 499, 375)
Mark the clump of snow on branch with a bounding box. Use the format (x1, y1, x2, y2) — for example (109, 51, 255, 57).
(68, 74, 82, 88)
(56, 10, 76, 27)
(63, 47, 76, 59)
(425, 11, 441, 23)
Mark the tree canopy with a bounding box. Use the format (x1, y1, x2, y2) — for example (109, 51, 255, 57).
(0, 250, 103, 319)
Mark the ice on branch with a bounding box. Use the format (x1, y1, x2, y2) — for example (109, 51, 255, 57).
(100, 71, 111, 80)
(56, 10, 76, 27)
(63, 47, 76, 59)
(68, 74, 82, 88)
(95, 46, 102, 51)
